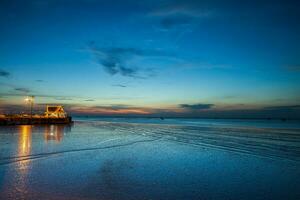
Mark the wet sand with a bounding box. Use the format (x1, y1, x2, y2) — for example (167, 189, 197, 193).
(0, 119, 300, 200)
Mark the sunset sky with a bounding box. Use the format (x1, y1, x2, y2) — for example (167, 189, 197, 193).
(0, 0, 300, 118)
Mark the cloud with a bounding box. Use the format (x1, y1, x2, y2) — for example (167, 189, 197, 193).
(111, 84, 127, 88)
(222, 95, 237, 99)
(0, 82, 32, 95)
(0, 69, 10, 78)
(88, 42, 169, 78)
(286, 65, 300, 72)
(69, 104, 152, 115)
(35, 79, 44, 82)
(263, 105, 300, 110)
(149, 1, 215, 30)
(175, 61, 232, 70)
(2, 101, 300, 119)
(14, 87, 31, 93)
(84, 99, 95, 101)
(150, 1, 214, 18)
(0, 91, 81, 101)
(0, 104, 28, 114)
(179, 103, 214, 110)
(54, 97, 73, 101)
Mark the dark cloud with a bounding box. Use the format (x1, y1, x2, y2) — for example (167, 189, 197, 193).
(263, 105, 300, 110)
(206, 105, 300, 119)
(88, 42, 169, 78)
(0, 69, 10, 78)
(66, 103, 300, 119)
(180, 103, 214, 110)
(35, 79, 44, 82)
(111, 84, 127, 88)
(89, 44, 138, 78)
(1, 83, 32, 95)
(2, 101, 300, 119)
(14, 87, 31, 93)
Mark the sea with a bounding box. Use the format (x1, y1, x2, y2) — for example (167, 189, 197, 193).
(0, 117, 300, 200)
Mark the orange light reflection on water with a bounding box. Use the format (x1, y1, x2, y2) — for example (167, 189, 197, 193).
(13, 125, 33, 196)
(19, 125, 32, 157)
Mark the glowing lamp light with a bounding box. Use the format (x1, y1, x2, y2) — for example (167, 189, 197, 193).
(24, 96, 34, 102)
(24, 96, 35, 118)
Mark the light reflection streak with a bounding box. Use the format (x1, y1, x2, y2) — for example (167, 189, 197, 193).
(19, 125, 32, 156)
(15, 125, 32, 197)
(44, 125, 65, 143)
(1, 124, 71, 198)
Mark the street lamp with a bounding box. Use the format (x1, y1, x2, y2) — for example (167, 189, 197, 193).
(25, 96, 34, 120)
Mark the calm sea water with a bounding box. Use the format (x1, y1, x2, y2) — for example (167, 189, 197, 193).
(0, 118, 300, 200)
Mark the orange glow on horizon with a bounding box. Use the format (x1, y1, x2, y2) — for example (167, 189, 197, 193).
(71, 107, 153, 115)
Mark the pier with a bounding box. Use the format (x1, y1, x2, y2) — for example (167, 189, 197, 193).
(0, 115, 73, 126)
(0, 105, 73, 126)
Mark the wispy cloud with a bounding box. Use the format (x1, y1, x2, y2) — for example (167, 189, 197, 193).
(0, 69, 10, 78)
(14, 87, 31, 93)
(111, 84, 127, 88)
(179, 103, 214, 110)
(149, 1, 215, 30)
(150, 1, 214, 18)
(84, 99, 95, 101)
(87, 41, 169, 78)
(175, 61, 232, 70)
(0, 92, 77, 100)
(69, 104, 152, 115)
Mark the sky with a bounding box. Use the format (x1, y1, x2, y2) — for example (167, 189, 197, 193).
(0, 0, 300, 118)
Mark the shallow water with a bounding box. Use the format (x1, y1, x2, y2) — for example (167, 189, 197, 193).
(0, 119, 300, 200)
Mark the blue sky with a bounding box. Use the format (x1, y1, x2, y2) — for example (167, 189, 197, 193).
(0, 0, 300, 118)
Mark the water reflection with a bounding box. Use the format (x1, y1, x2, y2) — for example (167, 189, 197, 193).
(16, 124, 71, 167)
(17, 125, 32, 178)
(44, 125, 67, 143)
(12, 125, 33, 198)
(19, 125, 32, 157)
(0, 124, 72, 199)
